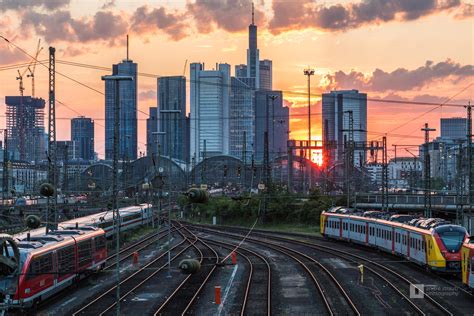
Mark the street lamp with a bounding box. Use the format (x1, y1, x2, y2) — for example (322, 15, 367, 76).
(304, 68, 315, 190)
(101, 74, 133, 316)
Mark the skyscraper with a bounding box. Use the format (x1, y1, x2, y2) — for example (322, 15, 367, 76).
(259, 59, 272, 90)
(190, 63, 230, 161)
(157, 76, 187, 162)
(254, 91, 289, 162)
(56, 140, 79, 161)
(441, 117, 467, 140)
(5, 96, 45, 162)
(229, 77, 253, 160)
(246, 3, 259, 89)
(104, 58, 137, 161)
(71, 116, 94, 161)
(146, 107, 158, 157)
(322, 90, 367, 167)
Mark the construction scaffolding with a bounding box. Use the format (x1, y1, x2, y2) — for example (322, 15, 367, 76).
(5, 96, 45, 163)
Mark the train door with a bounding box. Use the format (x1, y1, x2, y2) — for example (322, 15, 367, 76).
(368, 223, 376, 245)
(339, 218, 343, 239)
(53, 250, 58, 286)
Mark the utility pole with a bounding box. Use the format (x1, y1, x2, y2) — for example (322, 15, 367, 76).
(421, 123, 436, 218)
(304, 68, 314, 190)
(47, 46, 58, 232)
(242, 131, 247, 187)
(63, 143, 68, 193)
(101, 74, 133, 316)
(456, 140, 464, 225)
(382, 136, 388, 211)
(343, 111, 354, 207)
(2, 129, 8, 205)
(269, 95, 278, 161)
(466, 103, 472, 233)
(201, 139, 207, 184)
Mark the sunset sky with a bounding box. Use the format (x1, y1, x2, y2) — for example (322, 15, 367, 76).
(0, 0, 472, 159)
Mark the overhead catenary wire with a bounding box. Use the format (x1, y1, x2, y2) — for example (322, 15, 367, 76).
(0, 38, 468, 110)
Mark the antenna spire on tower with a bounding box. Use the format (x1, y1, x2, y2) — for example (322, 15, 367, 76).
(126, 34, 129, 60)
(252, 2, 255, 25)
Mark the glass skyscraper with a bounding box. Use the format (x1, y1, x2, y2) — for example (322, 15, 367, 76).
(229, 77, 253, 161)
(157, 76, 187, 162)
(104, 59, 137, 161)
(71, 116, 94, 161)
(441, 117, 467, 140)
(190, 63, 230, 161)
(254, 90, 289, 162)
(322, 90, 367, 167)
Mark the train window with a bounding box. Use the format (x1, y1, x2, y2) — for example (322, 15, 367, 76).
(57, 246, 75, 275)
(27, 254, 53, 280)
(95, 235, 107, 251)
(98, 220, 113, 229)
(78, 240, 93, 266)
(123, 213, 142, 222)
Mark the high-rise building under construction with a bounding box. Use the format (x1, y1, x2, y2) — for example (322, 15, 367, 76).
(5, 96, 46, 162)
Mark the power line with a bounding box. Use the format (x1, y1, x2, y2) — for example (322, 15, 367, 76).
(0, 45, 468, 108)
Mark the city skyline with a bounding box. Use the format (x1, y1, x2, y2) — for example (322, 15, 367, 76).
(0, 0, 472, 159)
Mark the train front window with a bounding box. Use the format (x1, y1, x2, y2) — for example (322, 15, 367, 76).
(439, 231, 465, 252)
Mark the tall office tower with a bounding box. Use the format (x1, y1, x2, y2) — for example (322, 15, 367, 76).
(71, 116, 94, 161)
(104, 58, 138, 160)
(5, 96, 46, 162)
(322, 90, 367, 167)
(440, 117, 467, 141)
(229, 77, 253, 160)
(157, 76, 187, 162)
(146, 107, 158, 157)
(235, 64, 247, 78)
(246, 4, 259, 89)
(259, 59, 272, 90)
(56, 140, 79, 161)
(254, 90, 289, 162)
(190, 62, 230, 161)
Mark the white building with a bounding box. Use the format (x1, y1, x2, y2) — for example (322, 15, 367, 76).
(388, 157, 422, 190)
(190, 63, 230, 162)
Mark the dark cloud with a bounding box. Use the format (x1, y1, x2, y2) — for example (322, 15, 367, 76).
(139, 90, 156, 101)
(21, 10, 127, 44)
(0, 0, 70, 11)
(270, 0, 461, 33)
(324, 59, 474, 92)
(187, 0, 264, 33)
(130, 5, 188, 40)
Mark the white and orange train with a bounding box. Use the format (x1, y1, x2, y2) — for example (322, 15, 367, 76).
(321, 207, 468, 272)
(0, 204, 154, 311)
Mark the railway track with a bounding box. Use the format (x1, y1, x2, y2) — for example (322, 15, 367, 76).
(190, 223, 460, 316)
(104, 227, 178, 270)
(71, 229, 192, 315)
(188, 224, 360, 315)
(153, 224, 219, 315)
(202, 236, 271, 316)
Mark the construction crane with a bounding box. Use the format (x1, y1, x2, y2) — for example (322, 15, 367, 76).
(182, 59, 188, 76)
(27, 39, 43, 97)
(15, 66, 29, 160)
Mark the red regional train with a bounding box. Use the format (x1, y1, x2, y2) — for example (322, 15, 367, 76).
(321, 207, 468, 272)
(0, 228, 107, 310)
(0, 204, 154, 311)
